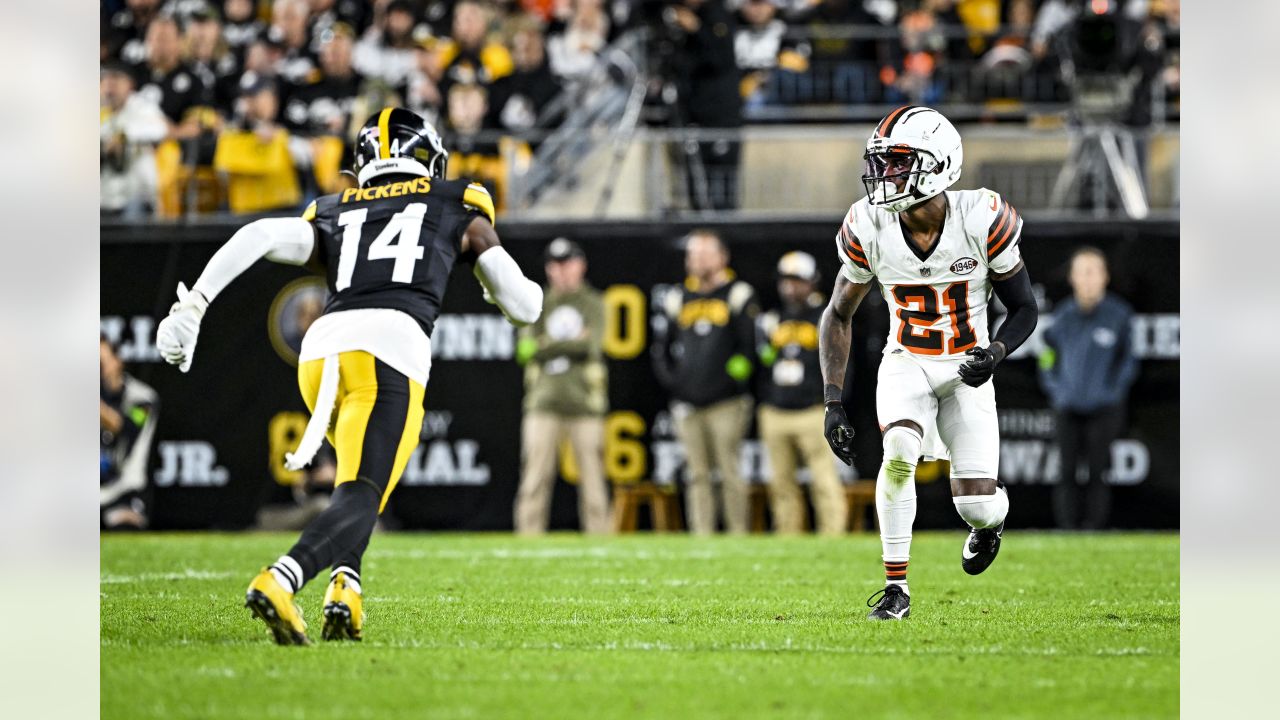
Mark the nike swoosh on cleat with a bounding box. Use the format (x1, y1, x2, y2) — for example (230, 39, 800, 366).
(962, 541, 979, 560)
(888, 608, 908, 619)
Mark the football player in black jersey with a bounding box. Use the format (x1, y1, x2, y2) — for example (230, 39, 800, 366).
(156, 107, 543, 645)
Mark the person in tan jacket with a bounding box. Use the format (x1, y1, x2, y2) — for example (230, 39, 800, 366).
(514, 238, 610, 534)
(756, 252, 846, 535)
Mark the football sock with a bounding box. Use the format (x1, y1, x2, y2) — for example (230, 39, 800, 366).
(284, 480, 381, 591)
(269, 556, 304, 595)
(877, 426, 921, 595)
(331, 566, 362, 595)
(884, 560, 908, 591)
(953, 485, 1010, 529)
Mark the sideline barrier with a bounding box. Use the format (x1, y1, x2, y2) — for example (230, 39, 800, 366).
(101, 217, 1177, 530)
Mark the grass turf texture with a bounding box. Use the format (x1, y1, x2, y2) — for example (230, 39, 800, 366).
(102, 532, 1178, 719)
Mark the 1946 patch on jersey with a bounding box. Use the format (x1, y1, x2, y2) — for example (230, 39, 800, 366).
(950, 257, 978, 275)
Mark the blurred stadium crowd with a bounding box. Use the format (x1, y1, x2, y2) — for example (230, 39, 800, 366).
(101, 0, 1179, 217)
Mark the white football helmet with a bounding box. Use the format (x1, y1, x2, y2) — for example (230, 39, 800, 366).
(862, 106, 963, 213)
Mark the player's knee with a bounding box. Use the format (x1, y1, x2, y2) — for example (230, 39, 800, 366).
(952, 483, 1009, 529)
(881, 425, 922, 485)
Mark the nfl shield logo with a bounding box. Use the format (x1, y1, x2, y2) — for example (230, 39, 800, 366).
(920, 267, 931, 277)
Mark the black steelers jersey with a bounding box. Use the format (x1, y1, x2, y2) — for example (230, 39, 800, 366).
(303, 177, 496, 336)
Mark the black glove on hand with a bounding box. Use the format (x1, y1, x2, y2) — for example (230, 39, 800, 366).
(957, 342, 1007, 387)
(824, 402, 856, 466)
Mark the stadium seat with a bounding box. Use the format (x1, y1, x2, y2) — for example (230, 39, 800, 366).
(845, 480, 878, 533)
(310, 135, 347, 195)
(213, 129, 302, 214)
(750, 484, 766, 533)
(611, 481, 684, 533)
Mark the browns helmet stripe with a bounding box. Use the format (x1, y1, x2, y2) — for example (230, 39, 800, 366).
(875, 105, 924, 138)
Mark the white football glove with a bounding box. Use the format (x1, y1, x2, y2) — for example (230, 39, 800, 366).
(155, 282, 209, 373)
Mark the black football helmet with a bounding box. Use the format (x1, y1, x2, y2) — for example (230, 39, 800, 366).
(352, 107, 449, 186)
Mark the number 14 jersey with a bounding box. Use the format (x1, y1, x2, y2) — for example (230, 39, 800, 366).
(297, 177, 495, 386)
(836, 189, 1023, 359)
(305, 177, 496, 338)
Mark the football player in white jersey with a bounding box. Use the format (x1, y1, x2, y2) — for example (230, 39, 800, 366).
(817, 106, 1039, 620)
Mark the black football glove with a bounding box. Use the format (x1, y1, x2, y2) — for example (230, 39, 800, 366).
(824, 402, 856, 466)
(957, 342, 1007, 388)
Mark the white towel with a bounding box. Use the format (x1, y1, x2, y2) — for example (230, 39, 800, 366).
(284, 354, 340, 471)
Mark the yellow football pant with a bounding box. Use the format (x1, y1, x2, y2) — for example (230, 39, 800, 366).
(298, 351, 425, 513)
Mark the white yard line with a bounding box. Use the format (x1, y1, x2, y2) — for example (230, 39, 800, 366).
(100, 569, 237, 585)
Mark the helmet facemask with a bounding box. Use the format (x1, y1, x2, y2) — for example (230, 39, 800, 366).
(861, 146, 942, 213)
(415, 125, 449, 179)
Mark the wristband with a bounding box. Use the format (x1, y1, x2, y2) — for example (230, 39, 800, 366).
(823, 383, 843, 405)
(989, 340, 1008, 363)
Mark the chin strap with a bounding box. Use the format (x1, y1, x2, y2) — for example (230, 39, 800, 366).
(285, 354, 340, 471)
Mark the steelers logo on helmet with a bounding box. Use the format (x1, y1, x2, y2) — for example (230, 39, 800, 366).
(353, 107, 450, 187)
(862, 106, 964, 213)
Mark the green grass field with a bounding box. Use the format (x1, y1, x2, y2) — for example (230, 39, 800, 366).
(101, 532, 1178, 719)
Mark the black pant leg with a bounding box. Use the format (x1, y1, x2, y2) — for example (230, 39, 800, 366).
(700, 137, 740, 211)
(1052, 411, 1083, 529)
(288, 359, 415, 587)
(1081, 405, 1124, 530)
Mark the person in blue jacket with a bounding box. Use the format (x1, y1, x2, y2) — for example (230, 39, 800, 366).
(1039, 247, 1139, 529)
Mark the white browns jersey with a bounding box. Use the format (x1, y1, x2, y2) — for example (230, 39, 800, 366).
(837, 188, 1023, 359)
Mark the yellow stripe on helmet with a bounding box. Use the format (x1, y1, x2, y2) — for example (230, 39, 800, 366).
(377, 107, 393, 159)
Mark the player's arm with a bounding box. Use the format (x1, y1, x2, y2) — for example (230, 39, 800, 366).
(156, 216, 317, 372)
(756, 311, 778, 366)
(1113, 304, 1140, 391)
(819, 272, 874, 465)
(461, 216, 543, 326)
(649, 291, 680, 392)
(727, 283, 760, 383)
(958, 192, 1037, 387)
(958, 260, 1039, 387)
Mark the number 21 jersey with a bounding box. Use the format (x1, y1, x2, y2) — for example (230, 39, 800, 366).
(835, 188, 1023, 358)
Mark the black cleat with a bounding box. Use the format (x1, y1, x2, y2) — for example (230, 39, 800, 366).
(866, 585, 911, 620)
(962, 521, 1005, 575)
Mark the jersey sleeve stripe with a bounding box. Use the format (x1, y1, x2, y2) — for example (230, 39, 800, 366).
(988, 209, 1022, 259)
(839, 222, 865, 253)
(462, 184, 497, 225)
(842, 242, 870, 269)
(837, 225, 869, 268)
(845, 246, 869, 265)
(301, 200, 317, 222)
(986, 202, 1012, 244)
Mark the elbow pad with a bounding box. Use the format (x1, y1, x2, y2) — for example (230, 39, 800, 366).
(474, 246, 543, 326)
